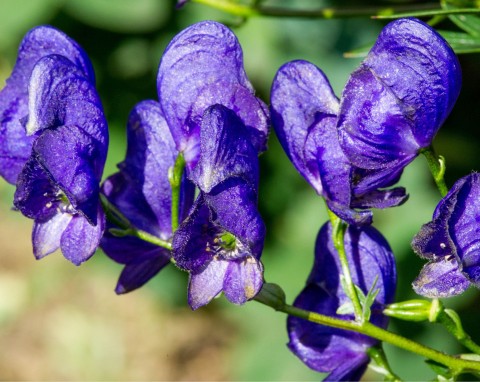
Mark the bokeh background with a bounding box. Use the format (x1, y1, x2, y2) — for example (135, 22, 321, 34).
(0, 0, 479, 380)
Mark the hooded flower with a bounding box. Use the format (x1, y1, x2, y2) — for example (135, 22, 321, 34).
(172, 104, 265, 310)
(288, 223, 397, 381)
(271, 59, 407, 225)
(157, 20, 269, 169)
(337, 18, 461, 174)
(412, 173, 480, 297)
(0, 25, 95, 184)
(100, 100, 194, 293)
(13, 53, 108, 265)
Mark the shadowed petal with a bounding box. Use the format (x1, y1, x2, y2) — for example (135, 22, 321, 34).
(205, 178, 265, 258)
(33, 125, 102, 224)
(157, 20, 268, 157)
(115, 252, 170, 294)
(270, 60, 339, 192)
(190, 104, 259, 192)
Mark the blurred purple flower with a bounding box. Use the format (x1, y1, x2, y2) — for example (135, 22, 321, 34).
(288, 223, 396, 381)
(13, 54, 108, 265)
(101, 100, 194, 293)
(172, 105, 265, 310)
(338, 18, 461, 175)
(0, 25, 94, 184)
(157, 20, 269, 170)
(412, 173, 480, 297)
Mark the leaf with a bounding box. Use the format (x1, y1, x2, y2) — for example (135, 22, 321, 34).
(442, 0, 480, 37)
(336, 301, 355, 316)
(438, 30, 480, 53)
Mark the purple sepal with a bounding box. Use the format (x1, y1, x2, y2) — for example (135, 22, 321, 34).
(157, 21, 269, 164)
(270, 60, 407, 225)
(338, 18, 461, 171)
(32, 204, 105, 265)
(0, 25, 94, 184)
(115, 252, 171, 294)
(173, 178, 265, 309)
(413, 257, 470, 298)
(287, 223, 396, 380)
(190, 104, 259, 192)
(412, 173, 480, 297)
(100, 101, 194, 291)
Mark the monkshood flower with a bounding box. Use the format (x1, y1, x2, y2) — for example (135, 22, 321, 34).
(13, 54, 108, 265)
(271, 60, 407, 225)
(288, 223, 396, 381)
(0, 25, 94, 184)
(101, 100, 194, 293)
(412, 173, 480, 297)
(157, 20, 269, 169)
(172, 104, 265, 310)
(337, 18, 461, 175)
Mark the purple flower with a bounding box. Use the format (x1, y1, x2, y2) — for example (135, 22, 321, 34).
(101, 100, 194, 293)
(13, 53, 108, 265)
(271, 60, 407, 225)
(0, 25, 94, 184)
(172, 104, 265, 310)
(337, 18, 461, 174)
(412, 173, 480, 297)
(157, 20, 269, 169)
(288, 223, 396, 381)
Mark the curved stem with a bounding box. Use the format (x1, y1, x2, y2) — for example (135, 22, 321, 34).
(254, 292, 480, 374)
(328, 211, 363, 321)
(421, 146, 448, 197)
(367, 345, 402, 381)
(100, 194, 172, 250)
(169, 153, 186, 233)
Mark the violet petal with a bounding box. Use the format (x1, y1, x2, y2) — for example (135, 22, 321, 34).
(188, 259, 229, 310)
(32, 212, 72, 259)
(157, 20, 269, 159)
(270, 60, 339, 192)
(338, 18, 461, 170)
(60, 206, 105, 266)
(0, 25, 94, 184)
(223, 257, 263, 304)
(412, 258, 470, 298)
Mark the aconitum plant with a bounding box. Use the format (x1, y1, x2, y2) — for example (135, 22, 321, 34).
(2, 4, 480, 380)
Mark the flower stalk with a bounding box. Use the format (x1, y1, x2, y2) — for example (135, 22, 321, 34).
(421, 146, 448, 197)
(169, 152, 186, 233)
(328, 210, 364, 322)
(100, 194, 172, 250)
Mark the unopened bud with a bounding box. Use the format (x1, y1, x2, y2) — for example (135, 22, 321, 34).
(383, 299, 443, 322)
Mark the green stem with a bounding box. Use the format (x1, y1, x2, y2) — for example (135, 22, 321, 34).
(100, 194, 172, 250)
(437, 309, 480, 355)
(367, 345, 402, 381)
(254, 293, 480, 374)
(190, 0, 452, 19)
(327, 211, 364, 322)
(421, 146, 448, 197)
(374, 8, 480, 19)
(169, 153, 186, 233)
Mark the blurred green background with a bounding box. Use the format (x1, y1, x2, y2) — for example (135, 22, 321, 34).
(0, 0, 479, 380)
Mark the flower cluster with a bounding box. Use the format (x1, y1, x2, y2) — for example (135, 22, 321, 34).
(1, 14, 473, 382)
